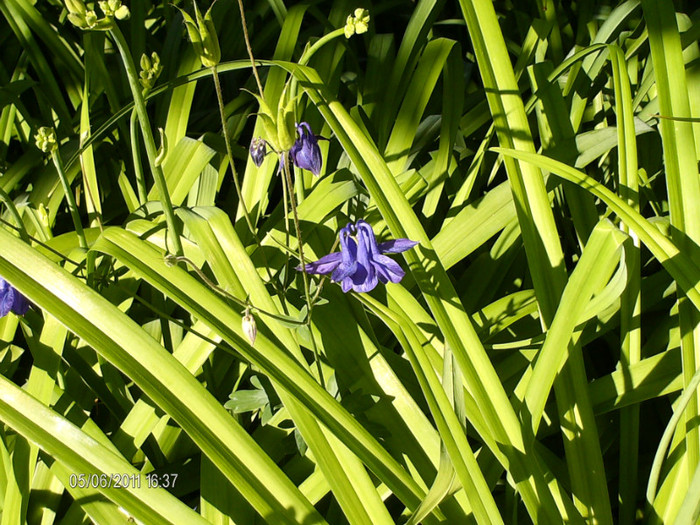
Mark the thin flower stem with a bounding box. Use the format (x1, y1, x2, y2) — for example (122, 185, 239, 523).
(0, 218, 82, 269)
(281, 162, 291, 288)
(309, 237, 339, 305)
(235, 0, 264, 97)
(0, 187, 30, 243)
(109, 25, 183, 257)
(210, 66, 282, 294)
(128, 291, 243, 357)
(211, 66, 256, 234)
(298, 28, 345, 66)
(50, 150, 88, 251)
(282, 153, 324, 387)
(165, 254, 305, 326)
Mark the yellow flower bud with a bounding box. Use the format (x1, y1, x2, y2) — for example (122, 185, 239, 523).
(344, 8, 370, 39)
(35, 127, 58, 154)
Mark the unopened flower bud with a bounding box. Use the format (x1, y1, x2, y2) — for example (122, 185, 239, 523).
(85, 9, 99, 28)
(249, 137, 268, 167)
(99, 0, 130, 20)
(344, 8, 370, 39)
(65, 1, 115, 31)
(139, 52, 162, 92)
(242, 309, 257, 345)
(35, 127, 57, 154)
(290, 122, 323, 176)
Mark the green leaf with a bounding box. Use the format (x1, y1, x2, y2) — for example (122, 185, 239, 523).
(0, 227, 325, 524)
(226, 389, 269, 414)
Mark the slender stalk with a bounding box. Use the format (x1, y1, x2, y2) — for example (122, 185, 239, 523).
(211, 66, 255, 234)
(109, 25, 183, 256)
(50, 150, 88, 251)
(0, 218, 82, 269)
(281, 162, 291, 288)
(0, 187, 29, 243)
(235, 0, 264, 97)
(210, 66, 284, 297)
(298, 28, 345, 66)
(282, 152, 324, 387)
(164, 255, 305, 326)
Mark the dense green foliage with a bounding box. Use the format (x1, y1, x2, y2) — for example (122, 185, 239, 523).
(1, 0, 700, 523)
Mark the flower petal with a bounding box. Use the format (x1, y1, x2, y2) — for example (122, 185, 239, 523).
(356, 220, 380, 255)
(290, 122, 322, 176)
(340, 277, 354, 293)
(377, 239, 419, 253)
(350, 264, 377, 292)
(11, 292, 29, 316)
(352, 227, 377, 292)
(331, 226, 358, 282)
(297, 252, 342, 275)
(0, 290, 12, 317)
(372, 254, 405, 284)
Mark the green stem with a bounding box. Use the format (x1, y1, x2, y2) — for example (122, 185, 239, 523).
(50, 150, 87, 251)
(298, 28, 345, 66)
(165, 255, 304, 326)
(0, 218, 82, 270)
(109, 25, 183, 256)
(282, 152, 324, 387)
(0, 187, 29, 243)
(289, 29, 345, 106)
(211, 66, 256, 235)
(129, 109, 148, 205)
(235, 0, 264, 97)
(281, 159, 291, 288)
(210, 66, 284, 297)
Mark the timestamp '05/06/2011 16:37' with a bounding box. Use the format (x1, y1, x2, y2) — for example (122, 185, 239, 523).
(68, 472, 179, 489)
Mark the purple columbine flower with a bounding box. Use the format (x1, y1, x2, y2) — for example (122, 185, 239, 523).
(290, 122, 322, 176)
(0, 277, 30, 317)
(249, 137, 267, 167)
(298, 220, 418, 293)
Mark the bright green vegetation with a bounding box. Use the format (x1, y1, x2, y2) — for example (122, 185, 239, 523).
(0, 0, 699, 523)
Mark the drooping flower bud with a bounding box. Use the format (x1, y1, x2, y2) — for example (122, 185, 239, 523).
(242, 308, 257, 345)
(290, 122, 322, 176)
(249, 137, 268, 167)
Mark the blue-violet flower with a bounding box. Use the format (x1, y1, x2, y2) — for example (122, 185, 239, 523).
(249, 137, 268, 167)
(289, 122, 322, 176)
(298, 220, 418, 293)
(0, 277, 30, 317)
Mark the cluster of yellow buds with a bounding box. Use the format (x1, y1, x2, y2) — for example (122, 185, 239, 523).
(98, 0, 130, 19)
(139, 52, 163, 92)
(65, 0, 130, 30)
(344, 8, 370, 39)
(34, 127, 58, 154)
